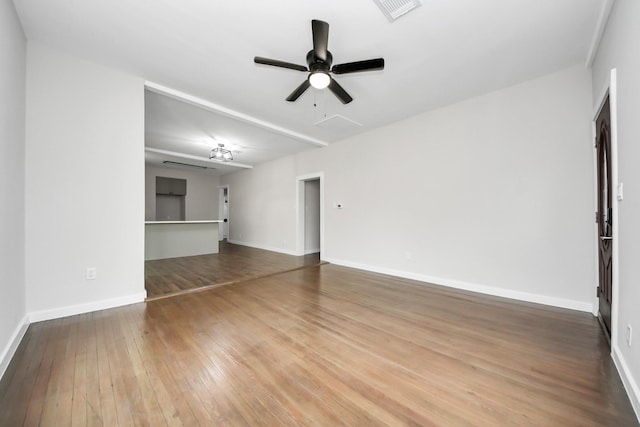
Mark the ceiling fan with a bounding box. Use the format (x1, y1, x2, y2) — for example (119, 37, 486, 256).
(254, 19, 385, 104)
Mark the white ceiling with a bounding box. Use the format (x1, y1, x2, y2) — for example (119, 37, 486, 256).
(13, 0, 603, 175)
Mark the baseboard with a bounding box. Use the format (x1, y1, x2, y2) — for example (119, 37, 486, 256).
(304, 248, 320, 255)
(324, 257, 593, 313)
(227, 239, 299, 256)
(28, 291, 147, 323)
(612, 346, 640, 422)
(0, 315, 29, 382)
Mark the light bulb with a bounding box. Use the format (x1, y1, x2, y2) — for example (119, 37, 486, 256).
(309, 72, 330, 89)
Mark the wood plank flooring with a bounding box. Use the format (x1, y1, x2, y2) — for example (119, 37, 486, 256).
(1, 263, 638, 426)
(145, 241, 322, 300)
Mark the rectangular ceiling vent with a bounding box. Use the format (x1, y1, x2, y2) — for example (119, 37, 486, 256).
(163, 161, 212, 170)
(374, 0, 422, 21)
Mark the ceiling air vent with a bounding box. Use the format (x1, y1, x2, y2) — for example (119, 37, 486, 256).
(163, 161, 212, 170)
(374, 0, 422, 21)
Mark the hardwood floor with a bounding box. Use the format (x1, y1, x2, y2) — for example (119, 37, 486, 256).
(1, 264, 638, 426)
(145, 241, 322, 300)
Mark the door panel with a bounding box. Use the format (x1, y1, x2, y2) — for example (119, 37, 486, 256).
(596, 96, 612, 338)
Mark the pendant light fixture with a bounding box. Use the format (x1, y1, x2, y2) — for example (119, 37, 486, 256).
(209, 143, 233, 162)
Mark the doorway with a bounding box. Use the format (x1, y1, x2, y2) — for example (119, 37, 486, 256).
(593, 69, 619, 344)
(296, 173, 323, 257)
(304, 179, 321, 254)
(595, 95, 612, 338)
(218, 185, 229, 241)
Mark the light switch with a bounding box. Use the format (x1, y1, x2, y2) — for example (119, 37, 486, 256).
(617, 182, 624, 201)
(86, 267, 97, 280)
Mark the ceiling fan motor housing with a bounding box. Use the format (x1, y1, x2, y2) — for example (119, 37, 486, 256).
(307, 50, 332, 72)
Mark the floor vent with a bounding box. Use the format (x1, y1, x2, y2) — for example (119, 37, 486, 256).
(374, 0, 422, 21)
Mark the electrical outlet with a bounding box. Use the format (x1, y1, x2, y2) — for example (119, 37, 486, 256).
(627, 324, 633, 347)
(86, 267, 97, 280)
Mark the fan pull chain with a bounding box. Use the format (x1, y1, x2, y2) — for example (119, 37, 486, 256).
(323, 89, 327, 118)
(311, 91, 319, 124)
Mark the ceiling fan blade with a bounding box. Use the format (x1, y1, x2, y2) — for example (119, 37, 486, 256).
(254, 56, 308, 72)
(332, 58, 385, 74)
(328, 78, 353, 104)
(286, 80, 311, 102)
(312, 20, 329, 62)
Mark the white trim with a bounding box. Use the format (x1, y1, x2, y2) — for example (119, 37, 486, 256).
(145, 220, 222, 224)
(0, 315, 30, 381)
(28, 292, 147, 323)
(612, 346, 640, 421)
(227, 239, 299, 257)
(145, 147, 253, 169)
(304, 248, 321, 255)
(296, 173, 325, 257)
(324, 257, 594, 313)
(609, 69, 620, 351)
(218, 185, 230, 241)
(586, 0, 615, 67)
(591, 116, 599, 317)
(591, 72, 613, 317)
(591, 70, 619, 340)
(144, 82, 328, 148)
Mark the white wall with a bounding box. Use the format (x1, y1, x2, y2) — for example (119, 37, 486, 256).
(224, 156, 299, 254)
(145, 165, 220, 221)
(0, 0, 27, 378)
(222, 64, 595, 311)
(591, 0, 640, 417)
(25, 43, 146, 320)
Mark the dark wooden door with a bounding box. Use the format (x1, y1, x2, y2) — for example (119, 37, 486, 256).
(596, 96, 612, 338)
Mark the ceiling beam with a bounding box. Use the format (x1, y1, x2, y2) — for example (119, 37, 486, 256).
(145, 81, 329, 148)
(145, 147, 253, 169)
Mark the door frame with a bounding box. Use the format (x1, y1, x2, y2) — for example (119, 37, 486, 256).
(218, 185, 229, 241)
(296, 172, 324, 257)
(592, 68, 619, 347)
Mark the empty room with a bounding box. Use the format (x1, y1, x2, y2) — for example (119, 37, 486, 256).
(1, 0, 639, 425)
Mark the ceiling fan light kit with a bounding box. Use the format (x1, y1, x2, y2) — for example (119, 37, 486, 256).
(254, 19, 385, 104)
(309, 71, 330, 89)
